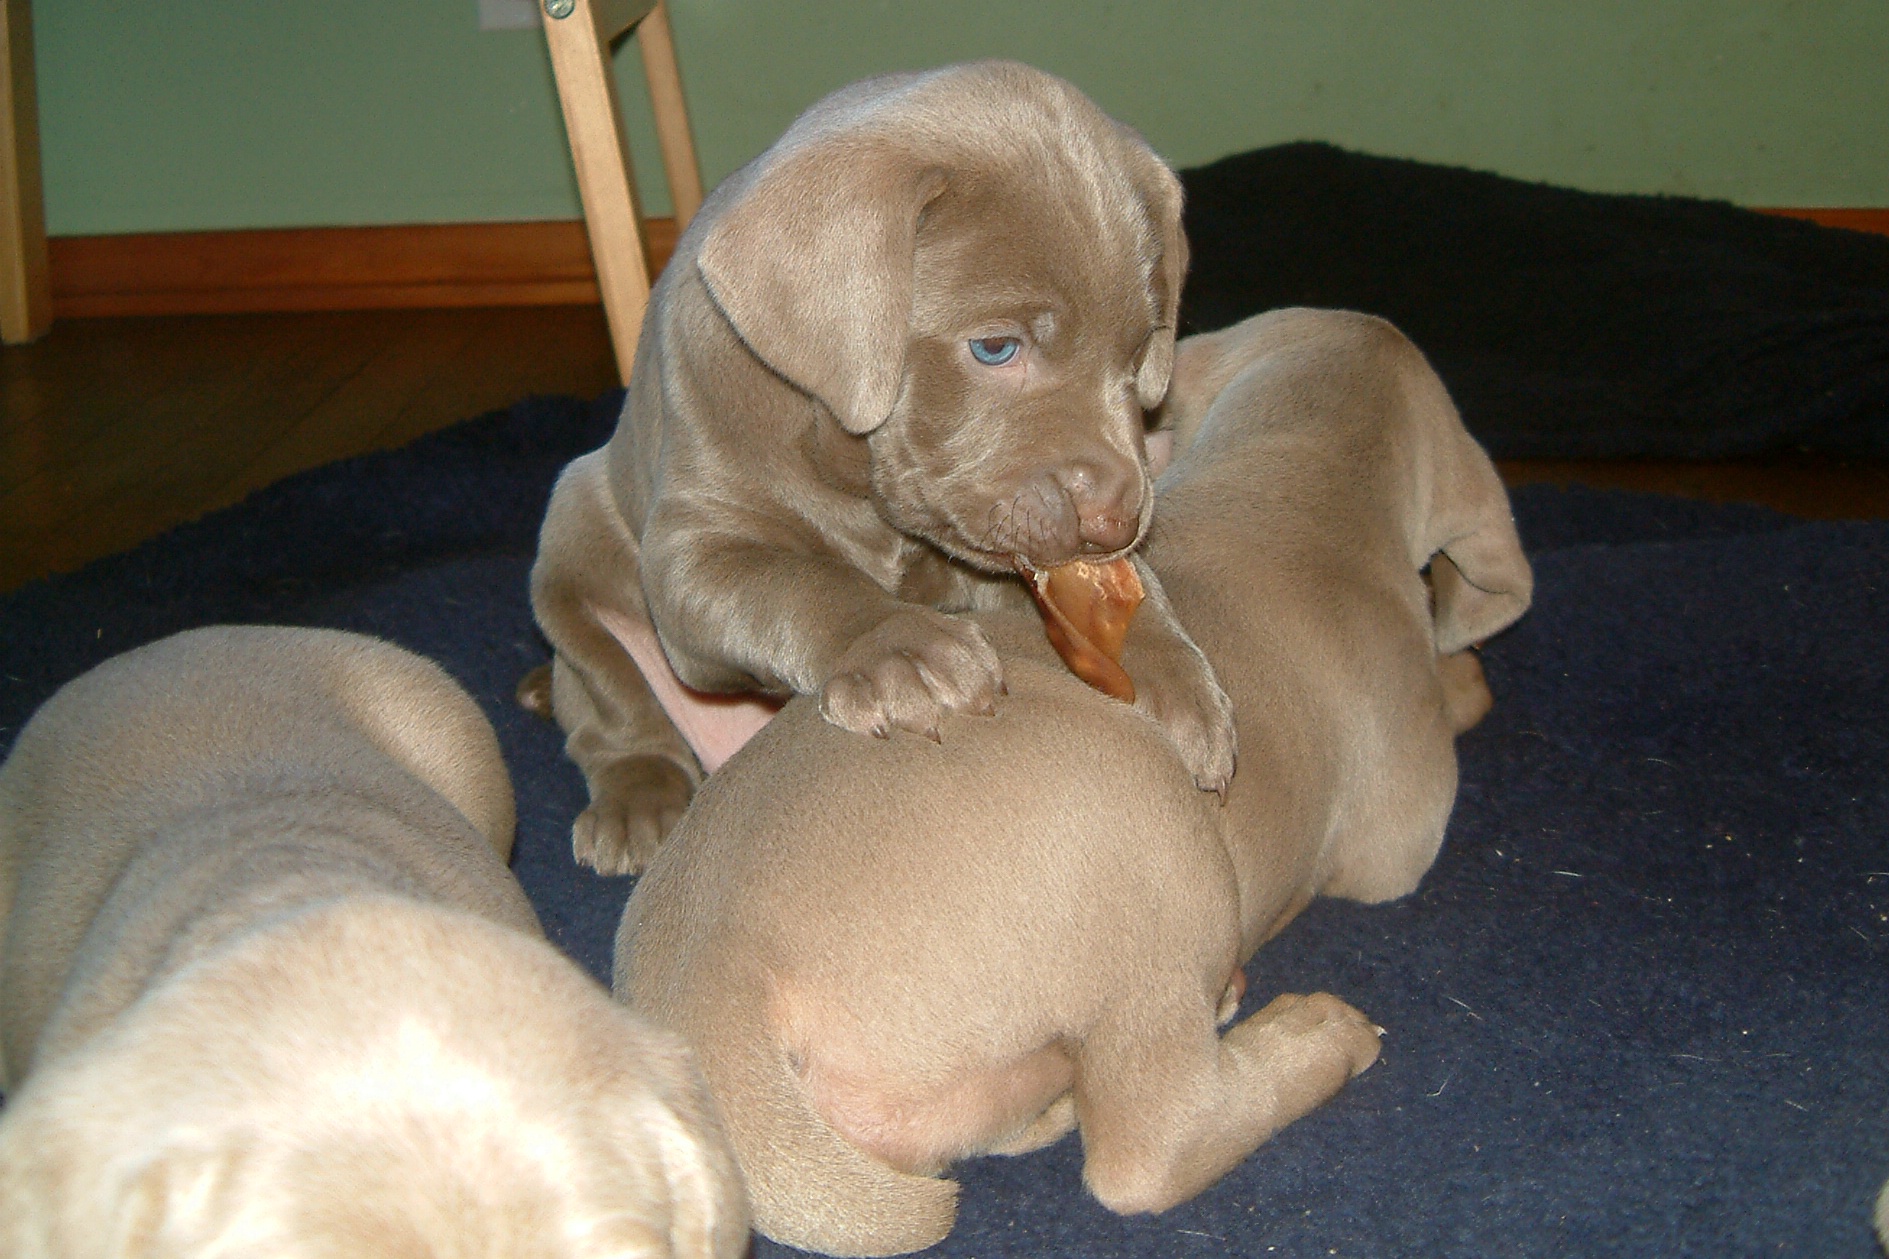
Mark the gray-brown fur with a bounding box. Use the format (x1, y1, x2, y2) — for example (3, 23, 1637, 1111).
(613, 310, 1534, 1255)
(530, 60, 1235, 874)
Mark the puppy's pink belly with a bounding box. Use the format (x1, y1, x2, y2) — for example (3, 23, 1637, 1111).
(592, 604, 782, 772)
(806, 1043, 1077, 1176)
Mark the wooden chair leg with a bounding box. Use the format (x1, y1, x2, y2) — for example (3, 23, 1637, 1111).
(543, 0, 703, 385)
(635, 1, 702, 229)
(1, 0, 50, 345)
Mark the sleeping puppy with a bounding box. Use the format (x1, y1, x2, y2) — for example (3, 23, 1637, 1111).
(613, 309, 1534, 1256)
(530, 59, 1235, 875)
(0, 626, 745, 1258)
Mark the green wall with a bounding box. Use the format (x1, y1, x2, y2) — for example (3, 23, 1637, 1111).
(33, 1, 1889, 237)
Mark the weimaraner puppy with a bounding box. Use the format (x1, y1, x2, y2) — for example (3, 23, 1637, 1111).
(0, 626, 745, 1258)
(613, 309, 1535, 1256)
(529, 59, 1235, 875)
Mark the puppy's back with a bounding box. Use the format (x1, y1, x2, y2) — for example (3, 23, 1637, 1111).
(621, 624, 1226, 1014)
(617, 631, 1236, 1251)
(0, 626, 522, 1086)
(1149, 309, 1531, 907)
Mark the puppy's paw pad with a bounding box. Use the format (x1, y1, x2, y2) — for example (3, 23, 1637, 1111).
(572, 755, 696, 876)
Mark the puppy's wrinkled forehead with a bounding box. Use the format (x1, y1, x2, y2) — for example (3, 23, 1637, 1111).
(697, 62, 1184, 432)
(931, 146, 1155, 272)
(898, 81, 1169, 331)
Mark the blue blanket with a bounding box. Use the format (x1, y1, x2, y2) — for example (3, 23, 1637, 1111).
(3, 388, 1884, 1256)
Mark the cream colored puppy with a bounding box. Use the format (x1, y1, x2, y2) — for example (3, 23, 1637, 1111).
(614, 309, 1534, 1256)
(0, 626, 745, 1258)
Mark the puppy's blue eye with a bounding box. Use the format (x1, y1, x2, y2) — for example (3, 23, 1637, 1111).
(969, 336, 1021, 366)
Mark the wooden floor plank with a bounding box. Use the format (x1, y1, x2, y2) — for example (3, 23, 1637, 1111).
(8, 316, 387, 537)
(1, 305, 615, 591)
(1496, 456, 1889, 522)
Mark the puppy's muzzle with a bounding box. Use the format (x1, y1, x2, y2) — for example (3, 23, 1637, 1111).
(991, 458, 1143, 567)
(1062, 456, 1142, 554)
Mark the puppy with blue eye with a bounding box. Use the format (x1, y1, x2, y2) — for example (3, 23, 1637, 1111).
(529, 59, 1237, 874)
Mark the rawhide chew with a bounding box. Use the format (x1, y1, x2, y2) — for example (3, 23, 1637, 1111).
(1021, 557, 1145, 703)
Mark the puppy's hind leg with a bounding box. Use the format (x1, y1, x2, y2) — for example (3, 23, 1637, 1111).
(546, 652, 699, 876)
(691, 1026, 959, 1257)
(1074, 990, 1381, 1216)
(531, 453, 700, 875)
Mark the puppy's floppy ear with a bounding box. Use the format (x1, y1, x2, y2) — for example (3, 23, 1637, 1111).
(603, 1061, 748, 1259)
(0, 1106, 243, 1259)
(698, 141, 947, 436)
(648, 1098, 748, 1258)
(1420, 415, 1526, 650)
(1127, 139, 1189, 411)
(1407, 362, 1533, 653)
(1155, 327, 1239, 463)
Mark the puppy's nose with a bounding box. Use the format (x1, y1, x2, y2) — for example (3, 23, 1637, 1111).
(1057, 457, 1142, 554)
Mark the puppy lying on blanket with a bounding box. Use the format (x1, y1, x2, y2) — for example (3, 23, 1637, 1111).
(613, 309, 1534, 1256)
(0, 626, 745, 1258)
(530, 59, 1234, 876)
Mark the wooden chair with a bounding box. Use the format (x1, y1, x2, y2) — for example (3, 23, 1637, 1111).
(1, 0, 50, 345)
(542, 0, 703, 384)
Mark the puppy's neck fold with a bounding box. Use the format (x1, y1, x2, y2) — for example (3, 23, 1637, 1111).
(798, 409, 873, 497)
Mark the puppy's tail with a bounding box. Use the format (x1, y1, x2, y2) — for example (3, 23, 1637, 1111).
(707, 1031, 958, 1258)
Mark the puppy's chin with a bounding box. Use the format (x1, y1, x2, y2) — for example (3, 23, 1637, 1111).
(941, 536, 1029, 576)
(906, 523, 1062, 578)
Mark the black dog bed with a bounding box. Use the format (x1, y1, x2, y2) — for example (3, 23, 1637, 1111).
(1181, 142, 1889, 459)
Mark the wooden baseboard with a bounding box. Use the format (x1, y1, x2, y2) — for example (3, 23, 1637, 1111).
(1756, 207, 1889, 236)
(48, 218, 678, 318)
(40, 207, 1882, 319)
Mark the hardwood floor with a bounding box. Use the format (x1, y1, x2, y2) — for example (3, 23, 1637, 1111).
(1, 305, 617, 592)
(2, 304, 1886, 595)
(1496, 454, 1889, 523)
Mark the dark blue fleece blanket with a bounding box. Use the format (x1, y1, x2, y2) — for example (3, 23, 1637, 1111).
(1, 385, 1884, 1256)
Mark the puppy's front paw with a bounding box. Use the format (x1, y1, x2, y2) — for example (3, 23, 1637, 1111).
(573, 754, 696, 876)
(1134, 652, 1238, 797)
(820, 609, 1003, 742)
(1247, 992, 1384, 1081)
